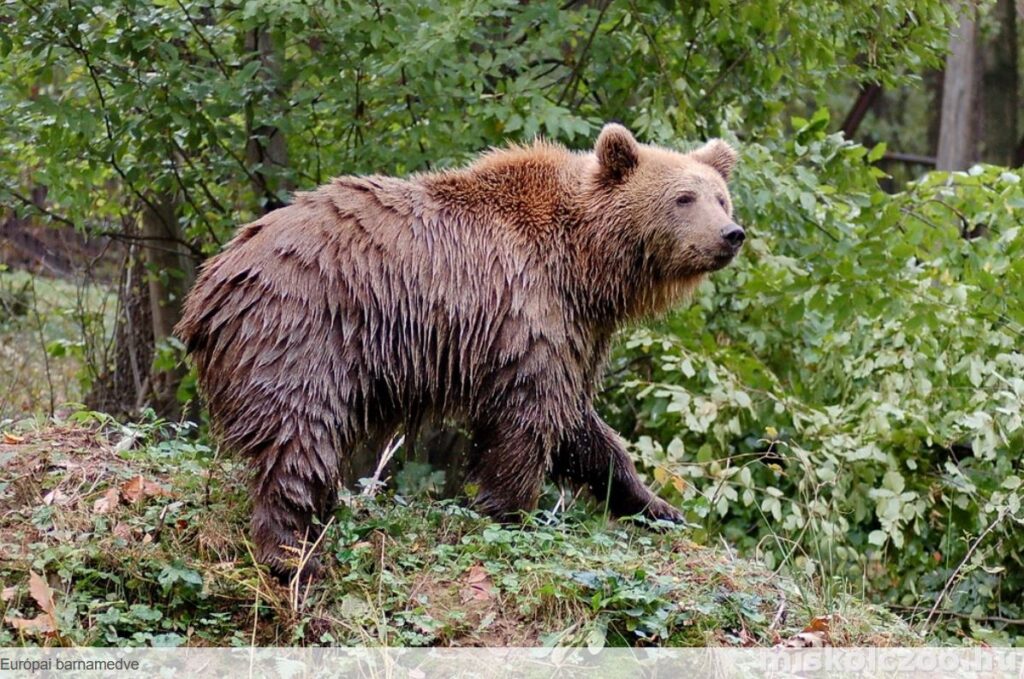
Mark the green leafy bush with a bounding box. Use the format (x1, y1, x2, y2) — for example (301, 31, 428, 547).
(603, 112, 1024, 637)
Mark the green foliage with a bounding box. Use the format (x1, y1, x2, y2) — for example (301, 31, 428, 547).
(1, 0, 953, 249)
(603, 113, 1024, 638)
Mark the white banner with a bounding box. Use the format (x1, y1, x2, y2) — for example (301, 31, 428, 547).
(1, 647, 1022, 678)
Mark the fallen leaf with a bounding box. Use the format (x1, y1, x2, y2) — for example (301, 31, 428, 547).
(803, 614, 834, 634)
(460, 564, 493, 603)
(2, 432, 25, 444)
(93, 488, 120, 514)
(112, 523, 132, 540)
(114, 431, 141, 453)
(6, 571, 58, 637)
(121, 476, 171, 503)
(1, 586, 15, 602)
(5, 614, 55, 635)
(775, 614, 839, 648)
(28, 571, 55, 618)
(42, 488, 70, 506)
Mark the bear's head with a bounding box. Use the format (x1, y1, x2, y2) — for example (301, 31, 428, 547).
(589, 123, 743, 279)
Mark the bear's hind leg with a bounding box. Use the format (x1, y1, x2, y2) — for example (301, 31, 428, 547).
(250, 423, 341, 580)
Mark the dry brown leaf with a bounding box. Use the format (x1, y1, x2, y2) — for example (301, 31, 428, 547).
(28, 571, 55, 618)
(460, 564, 493, 603)
(1, 586, 16, 602)
(5, 572, 58, 637)
(120, 475, 171, 503)
(803, 614, 834, 634)
(2, 432, 25, 444)
(775, 613, 839, 648)
(112, 523, 133, 540)
(5, 613, 55, 635)
(93, 487, 120, 514)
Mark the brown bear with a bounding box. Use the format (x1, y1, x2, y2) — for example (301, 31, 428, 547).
(175, 124, 743, 576)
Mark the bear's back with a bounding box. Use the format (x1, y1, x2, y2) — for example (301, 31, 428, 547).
(176, 172, 579, 425)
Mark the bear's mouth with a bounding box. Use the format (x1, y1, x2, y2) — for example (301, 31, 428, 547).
(673, 244, 741, 276)
(707, 247, 739, 270)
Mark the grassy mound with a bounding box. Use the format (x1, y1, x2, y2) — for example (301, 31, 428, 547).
(0, 418, 919, 647)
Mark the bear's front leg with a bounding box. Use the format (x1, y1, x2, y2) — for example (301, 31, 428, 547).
(554, 406, 684, 524)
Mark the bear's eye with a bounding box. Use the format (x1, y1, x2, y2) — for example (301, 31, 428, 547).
(676, 194, 696, 206)
(717, 196, 728, 209)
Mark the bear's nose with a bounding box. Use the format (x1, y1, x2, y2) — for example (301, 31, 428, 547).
(721, 224, 746, 248)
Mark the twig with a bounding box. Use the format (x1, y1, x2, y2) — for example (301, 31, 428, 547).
(97, 229, 204, 260)
(249, 575, 259, 677)
(702, 46, 752, 103)
(889, 604, 1024, 627)
(769, 591, 787, 633)
(399, 67, 428, 164)
(151, 501, 171, 543)
(883, 151, 936, 166)
(3, 187, 76, 229)
(289, 515, 335, 612)
(719, 535, 736, 561)
(163, 127, 223, 247)
(361, 435, 405, 497)
(203, 445, 220, 509)
(553, 488, 565, 516)
(27, 278, 55, 417)
(924, 508, 1007, 632)
(556, 0, 612, 107)
(60, 33, 176, 235)
(173, 0, 231, 78)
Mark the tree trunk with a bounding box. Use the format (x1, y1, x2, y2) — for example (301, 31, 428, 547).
(85, 218, 154, 417)
(244, 27, 292, 213)
(979, 0, 1019, 165)
(140, 192, 192, 417)
(937, 2, 981, 171)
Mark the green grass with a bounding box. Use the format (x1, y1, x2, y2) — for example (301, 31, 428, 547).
(0, 415, 920, 648)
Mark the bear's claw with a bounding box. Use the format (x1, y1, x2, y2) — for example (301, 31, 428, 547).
(642, 497, 686, 526)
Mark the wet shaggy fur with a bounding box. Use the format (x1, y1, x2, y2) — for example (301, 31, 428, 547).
(175, 124, 743, 575)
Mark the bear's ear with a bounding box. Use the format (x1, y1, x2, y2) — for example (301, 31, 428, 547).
(691, 139, 738, 180)
(595, 123, 640, 183)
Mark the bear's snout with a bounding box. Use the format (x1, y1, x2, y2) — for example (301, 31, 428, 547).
(721, 223, 745, 250)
